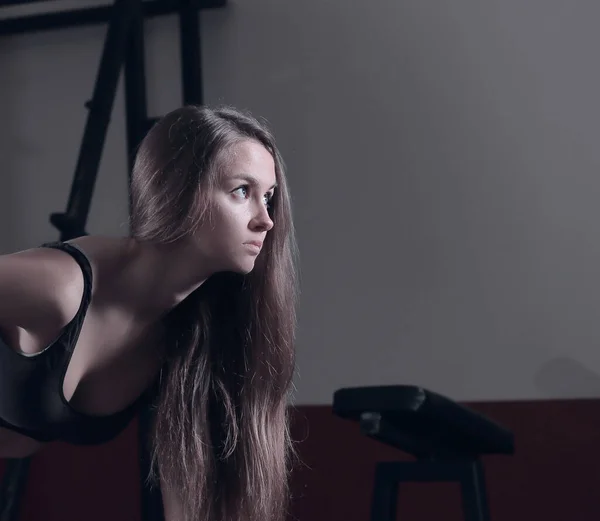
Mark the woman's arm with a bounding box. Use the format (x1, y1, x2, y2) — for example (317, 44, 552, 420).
(0, 248, 83, 331)
(0, 247, 83, 456)
(161, 476, 185, 521)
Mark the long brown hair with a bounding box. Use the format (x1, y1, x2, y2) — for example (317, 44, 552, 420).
(129, 105, 298, 521)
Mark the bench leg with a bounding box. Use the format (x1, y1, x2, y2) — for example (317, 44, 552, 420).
(460, 460, 490, 521)
(369, 460, 492, 521)
(370, 464, 399, 521)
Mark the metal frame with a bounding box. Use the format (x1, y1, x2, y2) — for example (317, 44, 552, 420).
(370, 460, 491, 521)
(0, 0, 225, 519)
(0, 0, 225, 35)
(50, 0, 139, 239)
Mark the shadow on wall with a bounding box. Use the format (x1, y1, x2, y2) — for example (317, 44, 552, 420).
(0, 36, 24, 254)
(534, 357, 600, 398)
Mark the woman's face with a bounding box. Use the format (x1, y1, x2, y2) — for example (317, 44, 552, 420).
(193, 139, 277, 274)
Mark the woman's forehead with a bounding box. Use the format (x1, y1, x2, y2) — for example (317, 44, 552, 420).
(219, 141, 277, 187)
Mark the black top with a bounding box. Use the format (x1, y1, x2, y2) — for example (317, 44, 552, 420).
(0, 241, 151, 445)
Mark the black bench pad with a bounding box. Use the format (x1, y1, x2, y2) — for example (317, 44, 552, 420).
(333, 385, 515, 458)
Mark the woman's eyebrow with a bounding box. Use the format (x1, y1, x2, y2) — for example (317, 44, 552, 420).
(230, 174, 277, 191)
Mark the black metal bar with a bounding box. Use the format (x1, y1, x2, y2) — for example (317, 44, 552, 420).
(50, 0, 135, 240)
(123, 0, 148, 175)
(369, 460, 491, 521)
(460, 461, 490, 521)
(178, 0, 203, 105)
(145, 117, 159, 133)
(369, 464, 398, 521)
(0, 0, 56, 6)
(0, 0, 226, 37)
(0, 459, 30, 521)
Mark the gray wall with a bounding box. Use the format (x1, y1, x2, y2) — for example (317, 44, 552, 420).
(2, 0, 600, 404)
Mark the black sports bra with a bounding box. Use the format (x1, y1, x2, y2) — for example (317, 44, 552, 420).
(0, 241, 152, 445)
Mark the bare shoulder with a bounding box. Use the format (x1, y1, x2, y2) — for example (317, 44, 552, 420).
(0, 246, 85, 331)
(67, 235, 130, 268)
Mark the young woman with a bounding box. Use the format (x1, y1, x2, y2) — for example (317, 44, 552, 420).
(0, 105, 299, 521)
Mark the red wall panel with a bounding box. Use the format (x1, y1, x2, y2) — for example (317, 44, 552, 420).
(2, 399, 600, 521)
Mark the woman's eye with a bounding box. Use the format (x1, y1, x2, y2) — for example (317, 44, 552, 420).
(232, 186, 273, 207)
(233, 186, 249, 198)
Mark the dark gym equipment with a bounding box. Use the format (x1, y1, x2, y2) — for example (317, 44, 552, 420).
(0, 460, 29, 521)
(0, 0, 225, 519)
(333, 385, 515, 521)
